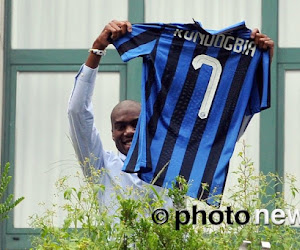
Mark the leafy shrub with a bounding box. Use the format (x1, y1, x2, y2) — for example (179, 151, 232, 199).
(0, 162, 24, 221)
(30, 144, 300, 249)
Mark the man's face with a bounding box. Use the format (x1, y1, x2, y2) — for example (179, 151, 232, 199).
(111, 103, 140, 155)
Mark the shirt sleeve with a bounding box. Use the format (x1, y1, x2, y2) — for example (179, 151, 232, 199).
(247, 50, 271, 115)
(67, 64, 107, 174)
(237, 50, 271, 140)
(113, 23, 162, 62)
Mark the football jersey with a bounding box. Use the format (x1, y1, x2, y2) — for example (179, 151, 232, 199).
(113, 21, 270, 205)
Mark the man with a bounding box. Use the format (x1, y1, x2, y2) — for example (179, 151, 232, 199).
(68, 20, 274, 211)
(68, 21, 173, 213)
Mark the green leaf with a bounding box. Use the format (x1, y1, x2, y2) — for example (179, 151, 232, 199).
(64, 188, 72, 200)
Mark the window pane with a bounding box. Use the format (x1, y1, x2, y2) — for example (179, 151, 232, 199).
(145, 0, 261, 30)
(14, 71, 120, 228)
(223, 115, 260, 200)
(284, 70, 300, 209)
(11, 0, 128, 49)
(279, 0, 300, 47)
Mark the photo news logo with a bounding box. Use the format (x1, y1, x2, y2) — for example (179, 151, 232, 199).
(152, 206, 300, 230)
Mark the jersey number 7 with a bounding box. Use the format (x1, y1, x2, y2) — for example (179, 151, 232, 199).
(192, 55, 222, 119)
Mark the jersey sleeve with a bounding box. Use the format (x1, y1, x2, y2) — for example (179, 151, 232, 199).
(247, 50, 271, 115)
(113, 24, 161, 62)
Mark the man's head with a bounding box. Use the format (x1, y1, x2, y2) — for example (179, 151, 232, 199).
(111, 100, 141, 155)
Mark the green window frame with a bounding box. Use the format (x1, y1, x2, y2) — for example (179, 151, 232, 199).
(262, 0, 300, 197)
(2, 0, 300, 248)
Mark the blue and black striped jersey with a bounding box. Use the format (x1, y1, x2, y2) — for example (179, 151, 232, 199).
(113, 21, 270, 205)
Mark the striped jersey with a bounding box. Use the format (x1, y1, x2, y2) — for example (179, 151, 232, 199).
(113, 21, 270, 205)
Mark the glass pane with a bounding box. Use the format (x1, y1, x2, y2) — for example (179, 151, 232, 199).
(145, 0, 262, 30)
(284, 70, 300, 209)
(279, 0, 300, 47)
(223, 115, 260, 200)
(11, 0, 128, 49)
(14, 71, 120, 228)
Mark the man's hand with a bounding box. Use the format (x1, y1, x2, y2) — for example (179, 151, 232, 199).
(93, 20, 132, 50)
(86, 20, 132, 68)
(251, 28, 274, 60)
